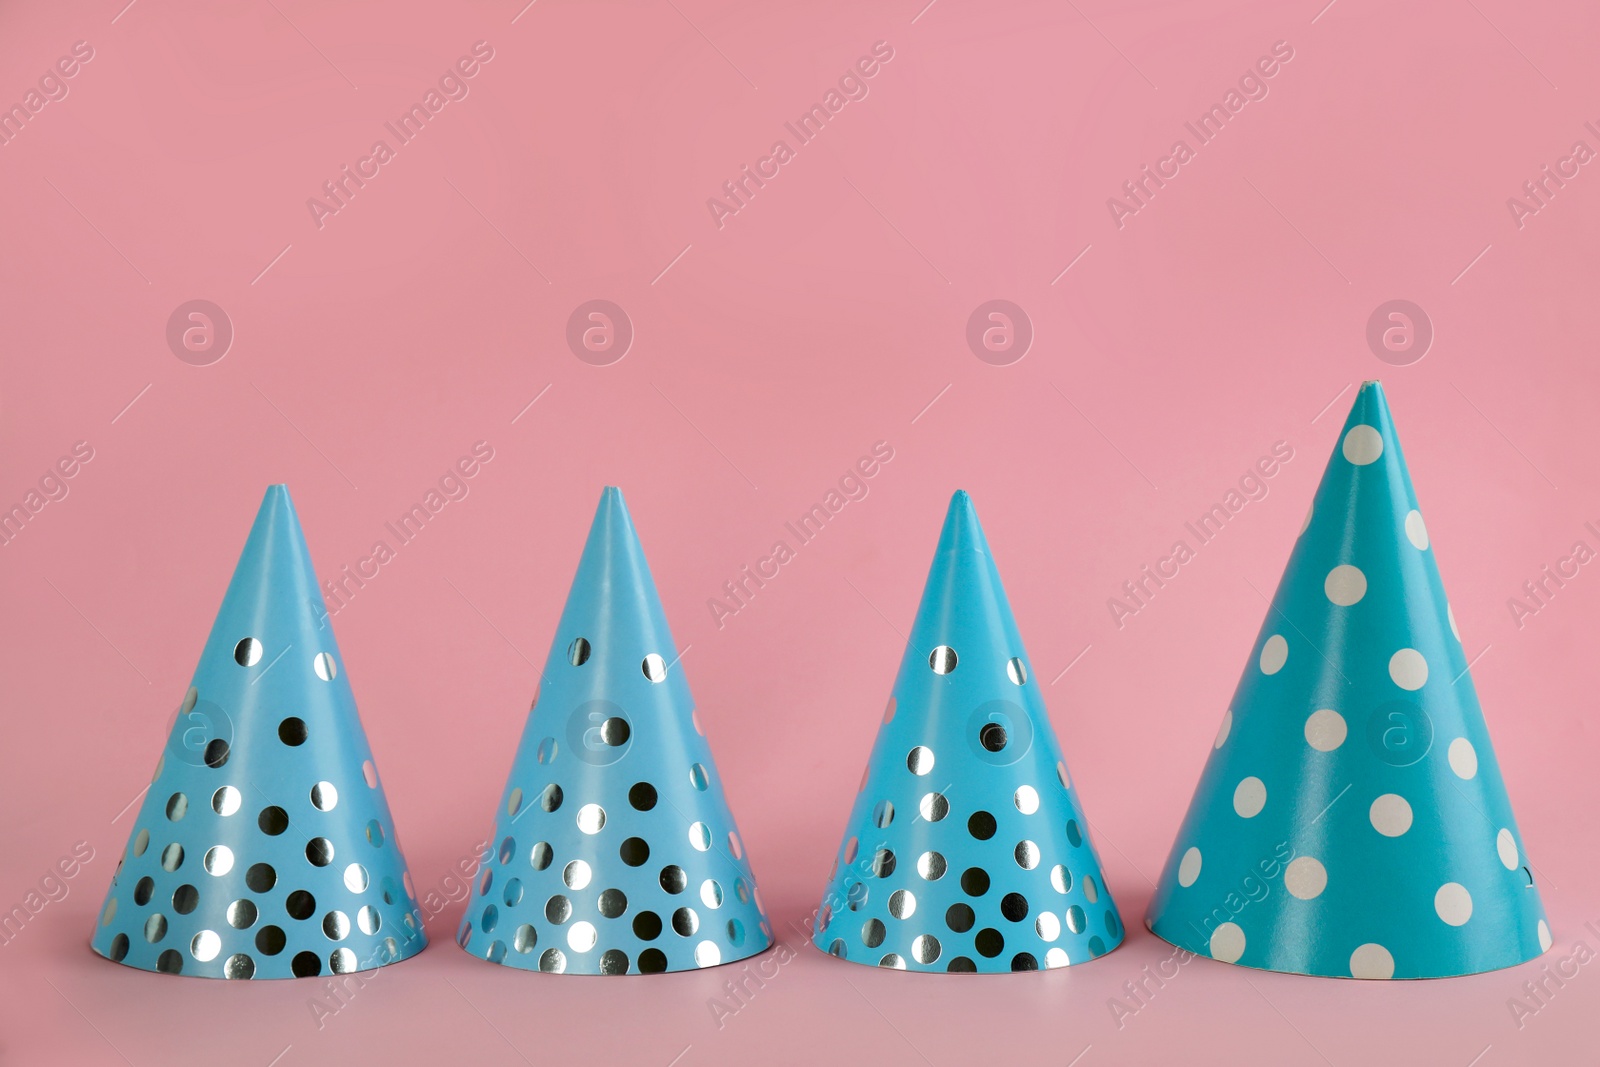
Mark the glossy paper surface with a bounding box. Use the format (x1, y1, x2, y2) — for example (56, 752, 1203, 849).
(1147, 383, 1550, 978)
(91, 486, 427, 979)
(813, 491, 1123, 972)
(459, 487, 772, 974)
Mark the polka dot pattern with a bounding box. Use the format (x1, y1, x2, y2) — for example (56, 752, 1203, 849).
(812, 491, 1123, 972)
(1178, 848, 1202, 888)
(1324, 565, 1367, 606)
(448, 488, 769, 975)
(1284, 857, 1327, 899)
(1350, 943, 1395, 979)
(1435, 883, 1473, 926)
(1259, 635, 1288, 675)
(1369, 794, 1413, 837)
(1233, 777, 1267, 818)
(1388, 649, 1429, 691)
(1405, 510, 1429, 550)
(1342, 425, 1383, 465)
(1496, 829, 1518, 870)
(1210, 922, 1246, 963)
(1214, 710, 1232, 749)
(1448, 738, 1478, 779)
(1144, 385, 1548, 980)
(91, 487, 425, 979)
(1303, 709, 1347, 752)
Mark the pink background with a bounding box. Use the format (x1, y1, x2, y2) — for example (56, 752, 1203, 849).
(3, 0, 1597, 1062)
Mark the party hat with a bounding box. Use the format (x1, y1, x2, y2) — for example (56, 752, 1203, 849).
(1147, 382, 1549, 979)
(458, 487, 771, 974)
(813, 491, 1124, 972)
(91, 486, 426, 979)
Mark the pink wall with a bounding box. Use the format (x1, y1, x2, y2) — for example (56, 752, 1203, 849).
(2, 0, 1596, 1062)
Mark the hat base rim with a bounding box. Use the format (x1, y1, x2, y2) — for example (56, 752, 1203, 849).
(1145, 921, 1550, 980)
(88, 931, 428, 981)
(456, 935, 775, 976)
(809, 929, 1125, 973)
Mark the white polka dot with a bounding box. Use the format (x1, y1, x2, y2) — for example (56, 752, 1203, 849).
(1178, 847, 1202, 887)
(1369, 794, 1413, 837)
(1233, 777, 1267, 818)
(1214, 709, 1232, 749)
(1343, 425, 1384, 465)
(1300, 502, 1314, 536)
(1284, 856, 1327, 900)
(1448, 603, 1460, 640)
(1497, 829, 1518, 870)
(1260, 635, 1288, 675)
(1539, 920, 1552, 952)
(1405, 510, 1429, 550)
(1304, 709, 1347, 751)
(1350, 943, 1395, 979)
(1324, 565, 1367, 606)
(1389, 648, 1428, 690)
(1210, 922, 1246, 963)
(1448, 738, 1478, 779)
(1435, 883, 1473, 926)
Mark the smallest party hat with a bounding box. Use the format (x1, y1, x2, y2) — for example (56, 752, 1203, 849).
(1146, 382, 1549, 979)
(459, 488, 771, 974)
(92, 486, 426, 979)
(813, 491, 1124, 972)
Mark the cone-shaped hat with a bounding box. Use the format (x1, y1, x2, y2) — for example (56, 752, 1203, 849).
(459, 488, 771, 974)
(1147, 382, 1550, 978)
(92, 486, 427, 979)
(813, 491, 1124, 972)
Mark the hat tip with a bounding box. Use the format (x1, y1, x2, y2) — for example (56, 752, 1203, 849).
(258, 484, 296, 515)
(1352, 379, 1393, 420)
(945, 489, 980, 525)
(936, 489, 990, 557)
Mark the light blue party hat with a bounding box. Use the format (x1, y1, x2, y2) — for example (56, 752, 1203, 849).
(92, 486, 427, 979)
(1147, 382, 1550, 978)
(459, 488, 771, 974)
(813, 491, 1123, 972)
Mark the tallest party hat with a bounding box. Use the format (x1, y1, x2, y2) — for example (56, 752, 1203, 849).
(1147, 382, 1549, 979)
(813, 491, 1123, 972)
(458, 488, 771, 974)
(92, 486, 426, 979)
